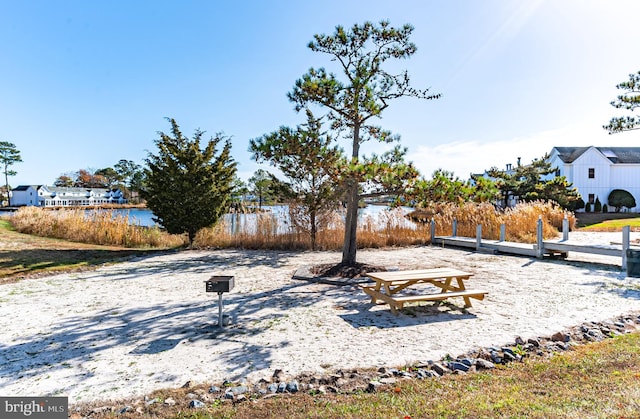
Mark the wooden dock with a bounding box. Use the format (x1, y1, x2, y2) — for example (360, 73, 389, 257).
(430, 219, 639, 271)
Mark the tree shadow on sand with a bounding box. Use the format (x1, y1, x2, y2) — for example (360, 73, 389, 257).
(0, 266, 361, 390)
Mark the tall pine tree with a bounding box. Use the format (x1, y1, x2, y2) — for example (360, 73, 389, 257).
(288, 21, 440, 265)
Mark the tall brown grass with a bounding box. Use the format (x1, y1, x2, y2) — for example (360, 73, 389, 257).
(8, 201, 574, 250)
(10, 207, 186, 248)
(409, 200, 576, 243)
(194, 207, 430, 250)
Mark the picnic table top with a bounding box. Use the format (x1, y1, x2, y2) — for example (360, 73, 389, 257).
(366, 268, 473, 283)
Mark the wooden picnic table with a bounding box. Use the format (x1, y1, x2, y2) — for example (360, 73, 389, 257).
(360, 268, 488, 315)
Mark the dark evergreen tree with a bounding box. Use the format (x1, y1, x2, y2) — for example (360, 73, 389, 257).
(594, 197, 602, 213)
(141, 118, 236, 245)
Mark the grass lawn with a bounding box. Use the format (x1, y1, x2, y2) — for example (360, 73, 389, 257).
(0, 219, 162, 283)
(78, 330, 640, 418)
(576, 212, 640, 230)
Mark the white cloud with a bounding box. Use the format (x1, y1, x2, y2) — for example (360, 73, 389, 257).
(407, 121, 640, 180)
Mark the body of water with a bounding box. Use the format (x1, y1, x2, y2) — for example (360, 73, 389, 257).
(111, 205, 412, 231)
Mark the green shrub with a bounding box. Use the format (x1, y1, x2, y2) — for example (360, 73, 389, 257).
(608, 189, 637, 212)
(594, 197, 602, 212)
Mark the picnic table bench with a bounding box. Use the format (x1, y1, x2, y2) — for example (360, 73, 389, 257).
(359, 268, 488, 315)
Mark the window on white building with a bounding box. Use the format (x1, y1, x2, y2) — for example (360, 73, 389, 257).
(588, 168, 595, 179)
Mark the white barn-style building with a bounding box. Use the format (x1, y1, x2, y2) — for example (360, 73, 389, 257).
(11, 185, 127, 207)
(548, 146, 640, 212)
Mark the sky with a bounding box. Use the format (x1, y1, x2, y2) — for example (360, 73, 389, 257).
(1, 0, 639, 187)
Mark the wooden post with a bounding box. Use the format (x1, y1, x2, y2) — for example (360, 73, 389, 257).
(536, 216, 544, 258)
(622, 225, 630, 271)
(452, 218, 457, 237)
(476, 224, 482, 250)
(430, 218, 436, 245)
(562, 216, 569, 241)
(499, 224, 506, 242)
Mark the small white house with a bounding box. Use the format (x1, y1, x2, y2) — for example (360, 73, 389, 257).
(11, 185, 127, 207)
(548, 146, 640, 212)
(10, 185, 44, 206)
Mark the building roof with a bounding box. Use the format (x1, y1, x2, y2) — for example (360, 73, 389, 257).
(553, 147, 640, 164)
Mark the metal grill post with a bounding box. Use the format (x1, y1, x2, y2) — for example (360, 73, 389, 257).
(218, 292, 224, 328)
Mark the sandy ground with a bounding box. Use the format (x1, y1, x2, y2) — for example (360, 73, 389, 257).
(1, 231, 640, 404)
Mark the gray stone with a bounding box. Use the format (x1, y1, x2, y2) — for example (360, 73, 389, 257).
(502, 351, 516, 362)
(277, 382, 287, 393)
(447, 362, 470, 372)
(475, 359, 495, 369)
(459, 358, 474, 367)
(431, 363, 449, 376)
(189, 400, 205, 409)
(163, 398, 176, 406)
(229, 385, 248, 395)
(501, 347, 516, 357)
(286, 381, 299, 393)
(415, 369, 437, 379)
(267, 383, 278, 394)
(490, 351, 503, 364)
(208, 385, 221, 393)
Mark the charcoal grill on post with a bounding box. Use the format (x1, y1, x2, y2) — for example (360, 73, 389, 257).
(205, 276, 235, 328)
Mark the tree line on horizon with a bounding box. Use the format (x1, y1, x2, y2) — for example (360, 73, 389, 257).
(2, 21, 639, 264)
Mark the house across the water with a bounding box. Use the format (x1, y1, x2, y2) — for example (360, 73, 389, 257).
(11, 185, 127, 207)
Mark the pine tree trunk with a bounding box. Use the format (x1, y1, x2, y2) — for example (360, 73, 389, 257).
(341, 181, 359, 265)
(341, 122, 361, 265)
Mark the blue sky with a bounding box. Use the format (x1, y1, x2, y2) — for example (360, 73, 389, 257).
(1, 0, 639, 187)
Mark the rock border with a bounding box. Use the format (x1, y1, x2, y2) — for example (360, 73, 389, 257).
(73, 311, 640, 416)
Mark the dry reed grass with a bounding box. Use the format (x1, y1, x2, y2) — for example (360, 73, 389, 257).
(9, 201, 574, 250)
(10, 207, 186, 248)
(409, 200, 575, 243)
(194, 207, 430, 250)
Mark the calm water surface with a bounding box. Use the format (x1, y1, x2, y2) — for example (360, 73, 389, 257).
(111, 205, 412, 230)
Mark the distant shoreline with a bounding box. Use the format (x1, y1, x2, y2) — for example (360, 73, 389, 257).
(0, 204, 147, 212)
